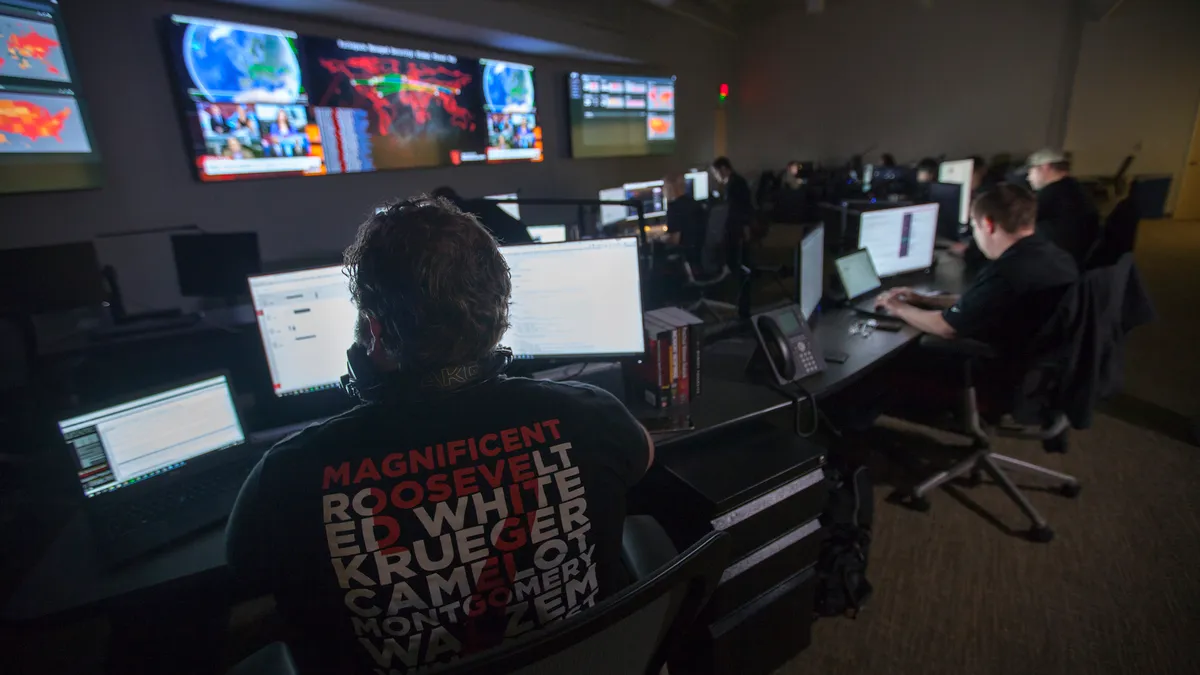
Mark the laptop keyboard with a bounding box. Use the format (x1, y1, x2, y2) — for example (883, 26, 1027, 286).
(96, 462, 253, 540)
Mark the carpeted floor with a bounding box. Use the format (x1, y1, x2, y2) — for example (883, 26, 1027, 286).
(781, 413, 1200, 675)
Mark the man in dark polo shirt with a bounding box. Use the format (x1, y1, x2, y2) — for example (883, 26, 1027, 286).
(227, 197, 653, 674)
(877, 183, 1078, 357)
(1026, 148, 1100, 266)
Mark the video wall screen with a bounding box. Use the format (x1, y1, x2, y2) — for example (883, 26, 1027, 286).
(163, 16, 543, 183)
(567, 72, 675, 159)
(0, 0, 102, 194)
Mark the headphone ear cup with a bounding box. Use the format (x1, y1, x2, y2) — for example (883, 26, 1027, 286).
(343, 343, 384, 402)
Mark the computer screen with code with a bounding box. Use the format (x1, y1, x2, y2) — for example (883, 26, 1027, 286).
(500, 237, 645, 359)
(248, 265, 358, 397)
(857, 203, 938, 277)
(58, 375, 244, 498)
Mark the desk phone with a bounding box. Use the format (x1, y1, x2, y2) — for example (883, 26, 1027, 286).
(749, 304, 826, 385)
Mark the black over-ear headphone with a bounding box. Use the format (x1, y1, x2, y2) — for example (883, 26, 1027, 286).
(340, 344, 513, 403)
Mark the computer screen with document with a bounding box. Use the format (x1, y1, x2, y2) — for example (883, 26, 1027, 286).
(857, 202, 938, 277)
(685, 170, 710, 201)
(598, 186, 628, 226)
(798, 225, 824, 320)
(500, 237, 645, 360)
(248, 265, 358, 397)
(58, 375, 244, 498)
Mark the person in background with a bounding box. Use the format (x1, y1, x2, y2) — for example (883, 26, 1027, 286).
(712, 156, 755, 316)
(222, 137, 248, 160)
(431, 186, 533, 245)
(916, 158, 939, 184)
(880, 153, 897, 168)
(782, 161, 805, 191)
(665, 173, 706, 268)
(227, 197, 654, 674)
(1025, 148, 1101, 266)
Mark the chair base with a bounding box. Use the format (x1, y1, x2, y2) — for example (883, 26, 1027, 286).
(687, 298, 738, 322)
(894, 448, 1080, 542)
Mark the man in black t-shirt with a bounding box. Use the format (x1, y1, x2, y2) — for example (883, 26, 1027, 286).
(1025, 148, 1100, 266)
(876, 183, 1078, 357)
(227, 197, 653, 674)
(665, 173, 707, 268)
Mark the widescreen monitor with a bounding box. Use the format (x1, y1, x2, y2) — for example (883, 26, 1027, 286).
(171, 232, 262, 297)
(598, 186, 628, 226)
(0, 0, 102, 194)
(486, 193, 520, 220)
(857, 203, 939, 277)
(0, 242, 107, 315)
(623, 180, 666, 221)
(526, 225, 567, 243)
(247, 265, 358, 397)
(58, 375, 244, 498)
(938, 159, 974, 225)
(567, 72, 676, 158)
(499, 238, 645, 360)
(927, 182, 965, 240)
(685, 170, 710, 201)
(163, 16, 543, 183)
(796, 225, 824, 320)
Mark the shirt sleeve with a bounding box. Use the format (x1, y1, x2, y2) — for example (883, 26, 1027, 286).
(225, 454, 274, 591)
(942, 273, 1014, 340)
(562, 383, 651, 487)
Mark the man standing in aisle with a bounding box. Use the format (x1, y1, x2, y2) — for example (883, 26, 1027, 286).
(1025, 148, 1100, 266)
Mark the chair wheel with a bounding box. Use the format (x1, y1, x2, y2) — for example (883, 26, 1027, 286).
(964, 469, 984, 487)
(1042, 430, 1069, 454)
(887, 489, 931, 512)
(1027, 526, 1055, 543)
(1059, 482, 1082, 498)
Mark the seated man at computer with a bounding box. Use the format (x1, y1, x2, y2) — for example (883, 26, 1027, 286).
(227, 197, 654, 673)
(876, 183, 1078, 356)
(665, 173, 706, 266)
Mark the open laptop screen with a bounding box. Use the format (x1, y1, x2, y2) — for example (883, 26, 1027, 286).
(57, 375, 245, 498)
(835, 249, 882, 301)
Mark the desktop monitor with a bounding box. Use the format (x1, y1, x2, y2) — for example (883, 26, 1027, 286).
(856, 203, 939, 277)
(526, 225, 567, 243)
(598, 186, 628, 226)
(247, 265, 358, 397)
(499, 237, 645, 360)
(171, 232, 262, 298)
(685, 170, 710, 201)
(795, 225, 825, 321)
(927, 183, 965, 240)
(0, 242, 107, 315)
(57, 374, 244, 498)
(623, 180, 666, 221)
(938, 159, 974, 225)
(486, 193, 521, 220)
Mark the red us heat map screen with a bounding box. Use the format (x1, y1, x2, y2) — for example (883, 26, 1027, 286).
(305, 36, 491, 172)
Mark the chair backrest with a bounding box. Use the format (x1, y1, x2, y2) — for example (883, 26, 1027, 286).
(430, 530, 730, 675)
(701, 202, 730, 275)
(1088, 192, 1141, 269)
(1112, 154, 1135, 182)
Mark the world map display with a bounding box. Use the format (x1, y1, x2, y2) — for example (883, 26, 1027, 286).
(319, 56, 476, 137)
(483, 61, 534, 113)
(182, 22, 302, 103)
(0, 16, 70, 82)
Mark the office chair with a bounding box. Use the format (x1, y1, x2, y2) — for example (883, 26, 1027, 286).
(892, 255, 1153, 542)
(1087, 188, 1141, 269)
(223, 518, 728, 675)
(684, 202, 740, 321)
(1085, 155, 1135, 204)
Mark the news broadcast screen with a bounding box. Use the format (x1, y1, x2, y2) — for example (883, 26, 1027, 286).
(567, 72, 675, 159)
(163, 17, 544, 181)
(163, 15, 326, 182)
(0, 0, 103, 194)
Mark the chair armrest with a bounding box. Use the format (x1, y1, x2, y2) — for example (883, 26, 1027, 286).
(918, 335, 997, 360)
(225, 643, 297, 675)
(620, 516, 678, 582)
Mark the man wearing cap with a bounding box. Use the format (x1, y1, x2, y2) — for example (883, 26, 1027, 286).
(1026, 148, 1100, 267)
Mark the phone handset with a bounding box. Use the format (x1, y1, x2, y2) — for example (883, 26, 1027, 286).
(749, 305, 826, 385)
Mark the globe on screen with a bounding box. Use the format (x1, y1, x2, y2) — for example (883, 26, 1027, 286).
(183, 22, 302, 104)
(484, 62, 534, 113)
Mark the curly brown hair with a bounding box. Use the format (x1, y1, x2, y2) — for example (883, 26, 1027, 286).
(343, 196, 511, 370)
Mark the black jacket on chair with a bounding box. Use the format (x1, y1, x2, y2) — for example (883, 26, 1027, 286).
(1015, 253, 1155, 429)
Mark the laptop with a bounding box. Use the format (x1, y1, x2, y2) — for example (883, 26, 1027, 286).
(834, 248, 892, 316)
(57, 373, 258, 564)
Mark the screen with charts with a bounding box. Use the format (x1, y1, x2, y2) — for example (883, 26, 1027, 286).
(526, 225, 567, 243)
(57, 376, 244, 498)
(567, 72, 676, 158)
(1, 0, 102, 194)
(835, 250, 881, 300)
(857, 203, 938, 277)
(623, 180, 666, 221)
(799, 225, 824, 320)
(248, 265, 359, 396)
(939, 159, 974, 225)
(500, 238, 645, 359)
(486, 193, 520, 220)
(685, 170, 710, 201)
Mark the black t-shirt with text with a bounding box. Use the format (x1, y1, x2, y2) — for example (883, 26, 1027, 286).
(226, 378, 650, 674)
(942, 232, 1079, 357)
